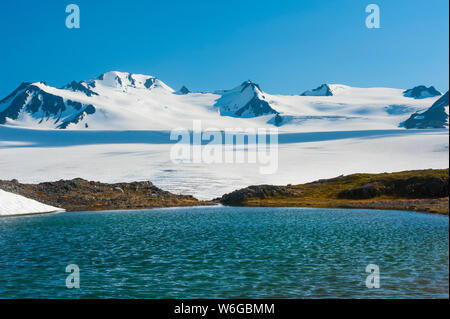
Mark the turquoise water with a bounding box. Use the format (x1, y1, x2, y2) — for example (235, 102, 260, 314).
(0, 206, 448, 298)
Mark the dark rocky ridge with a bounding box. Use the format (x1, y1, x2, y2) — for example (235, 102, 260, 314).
(0, 178, 210, 212)
(62, 80, 98, 97)
(403, 85, 441, 99)
(178, 86, 190, 94)
(219, 169, 449, 214)
(403, 91, 449, 129)
(220, 185, 299, 205)
(301, 84, 333, 96)
(144, 78, 156, 89)
(337, 177, 448, 199)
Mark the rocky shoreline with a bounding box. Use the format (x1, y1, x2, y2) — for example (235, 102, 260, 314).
(0, 178, 211, 212)
(218, 169, 449, 215)
(0, 169, 448, 214)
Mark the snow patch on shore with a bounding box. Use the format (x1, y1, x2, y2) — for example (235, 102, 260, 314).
(0, 189, 64, 217)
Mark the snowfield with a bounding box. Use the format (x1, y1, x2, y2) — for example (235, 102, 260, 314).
(0, 126, 447, 200)
(0, 189, 64, 217)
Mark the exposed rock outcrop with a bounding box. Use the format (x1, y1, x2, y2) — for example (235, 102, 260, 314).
(402, 91, 449, 129)
(220, 185, 299, 206)
(403, 85, 441, 99)
(177, 86, 191, 95)
(219, 169, 449, 214)
(338, 177, 449, 199)
(0, 178, 209, 212)
(301, 84, 333, 96)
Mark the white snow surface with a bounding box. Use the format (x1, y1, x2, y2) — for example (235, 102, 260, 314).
(0, 126, 448, 200)
(0, 189, 64, 216)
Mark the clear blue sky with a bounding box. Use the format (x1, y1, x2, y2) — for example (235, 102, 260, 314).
(0, 0, 448, 97)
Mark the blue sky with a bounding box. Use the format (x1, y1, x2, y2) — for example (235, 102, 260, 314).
(0, 0, 448, 97)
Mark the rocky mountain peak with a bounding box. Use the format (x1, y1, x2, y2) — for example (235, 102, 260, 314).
(402, 91, 449, 128)
(301, 84, 333, 96)
(403, 85, 442, 99)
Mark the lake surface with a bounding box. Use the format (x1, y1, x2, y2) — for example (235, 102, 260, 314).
(0, 206, 448, 298)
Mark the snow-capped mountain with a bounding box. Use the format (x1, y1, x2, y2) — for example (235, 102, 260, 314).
(403, 85, 442, 99)
(0, 81, 96, 129)
(0, 71, 447, 131)
(0, 71, 177, 129)
(402, 91, 449, 129)
(214, 81, 278, 118)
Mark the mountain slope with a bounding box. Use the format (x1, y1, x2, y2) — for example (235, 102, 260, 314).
(0, 71, 182, 129)
(402, 91, 449, 129)
(214, 81, 278, 117)
(0, 82, 96, 129)
(268, 85, 443, 130)
(301, 84, 333, 96)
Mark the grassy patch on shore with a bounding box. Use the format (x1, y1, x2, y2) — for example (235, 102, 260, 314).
(222, 169, 449, 214)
